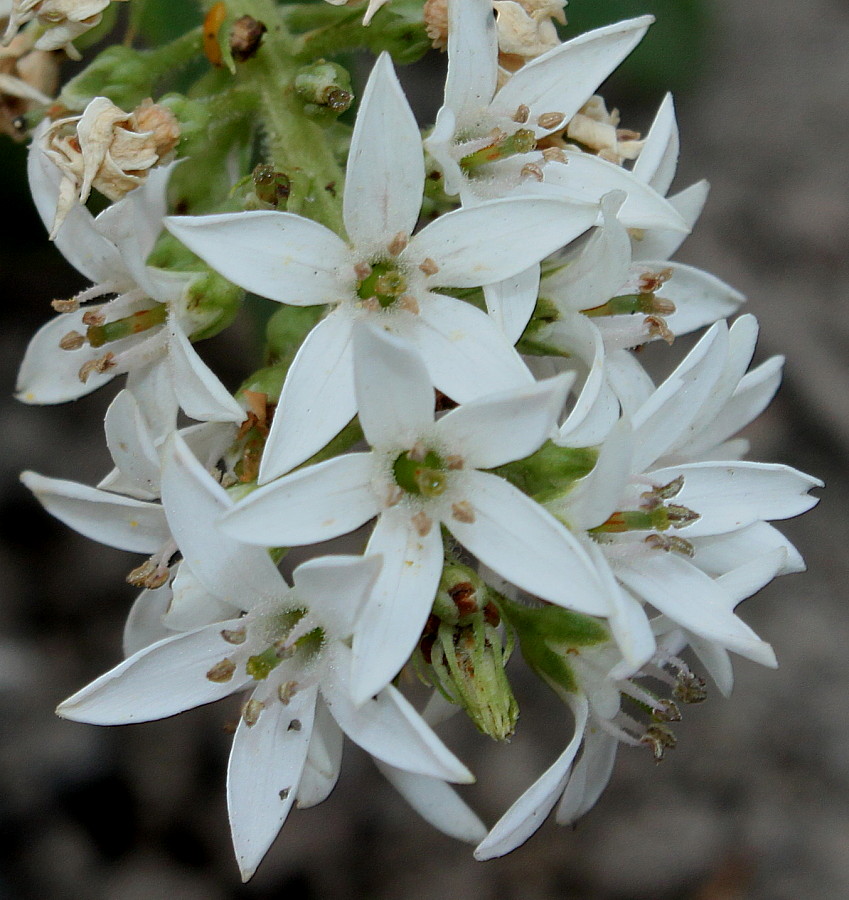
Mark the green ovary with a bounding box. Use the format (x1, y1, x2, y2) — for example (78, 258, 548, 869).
(393, 449, 447, 498)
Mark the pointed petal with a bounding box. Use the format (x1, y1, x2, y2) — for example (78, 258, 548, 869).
(123, 583, 173, 657)
(165, 211, 348, 305)
(296, 696, 344, 808)
(474, 695, 588, 859)
(163, 563, 238, 630)
(353, 321, 435, 448)
(103, 390, 161, 498)
(57, 619, 250, 724)
(692, 522, 805, 578)
(688, 636, 735, 697)
(258, 311, 356, 482)
(444, 0, 498, 122)
(646, 461, 822, 537)
(126, 359, 180, 440)
(604, 348, 655, 417)
(413, 292, 533, 402)
(483, 264, 539, 343)
(324, 645, 473, 782)
(631, 93, 678, 196)
(344, 53, 424, 248)
(21, 470, 169, 553)
(221, 453, 380, 547)
(166, 319, 245, 422)
(631, 180, 709, 261)
(494, 17, 653, 129)
(414, 196, 598, 288)
(435, 374, 571, 468)
(160, 433, 285, 606)
(447, 470, 607, 615)
(351, 507, 444, 704)
(228, 684, 317, 882)
(555, 726, 618, 824)
(376, 761, 487, 843)
(657, 261, 745, 338)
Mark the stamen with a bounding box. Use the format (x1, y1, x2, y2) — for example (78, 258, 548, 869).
(541, 146, 567, 164)
(81, 309, 105, 326)
(206, 658, 236, 682)
(52, 298, 80, 313)
(451, 501, 475, 523)
(537, 112, 565, 130)
(512, 104, 530, 123)
(59, 331, 85, 351)
(411, 511, 433, 536)
(646, 315, 674, 345)
(520, 163, 544, 182)
(278, 680, 298, 704)
(445, 455, 464, 470)
(242, 698, 264, 727)
(222, 628, 247, 644)
(397, 294, 419, 315)
(78, 353, 116, 383)
(419, 258, 439, 276)
(387, 231, 409, 256)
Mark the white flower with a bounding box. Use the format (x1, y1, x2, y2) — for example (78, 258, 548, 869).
(220, 323, 609, 703)
(17, 141, 244, 424)
(57, 553, 474, 881)
(3, 0, 128, 58)
(166, 52, 600, 479)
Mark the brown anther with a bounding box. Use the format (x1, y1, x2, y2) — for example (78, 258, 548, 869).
(423, 613, 440, 635)
(448, 580, 477, 609)
(451, 500, 475, 523)
(407, 441, 427, 462)
(666, 504, 700, 527)
(397, 294, 420, 315)
(242, 698, 264, 727)
(655, 476, 685, 500)
(483, 601, 501, 627)
(385, 484, 404, 507)
(206, 658, 236, 683)
(541, 146, 567, 164)
(537, 112, 566, 130)
(387, 231, 409, 256)
(651, 296, 677, 316)
(221, 627, 247, 644)
(411, 511, 433, 537)
(645, 315, 674, 345)
(52, 297, 80, 312)
(229, 15, 267, 62)
(444, 454, 464, 470)
(78, 353, 115, 383)
(418, 257, 439, 276)
(59, 331, 85, 351)
(354, 262, 372, 280)
(361, 297, 380, 311)
(641, 723, 677, 762)
(617, 128, 642, 141)
(651, 699, 682, 723)
(520, 163, 544, 182)
(673, 671, 708, 704)
(644, 533, 695, 557)
(512, 104, 530, 124)
(278, 681, 298, 704)
(81, 309, 105, 326)
(638, 267, 673, 294)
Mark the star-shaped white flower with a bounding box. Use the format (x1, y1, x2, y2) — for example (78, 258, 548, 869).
(220, 322, 609, 703)
(166, 52, 601, 480)
(57, 552, 474, 881)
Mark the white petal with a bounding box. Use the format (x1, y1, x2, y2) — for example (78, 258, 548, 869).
(716, 550, 788, 608)
(344, 53, 424, 249)
(376, 760, 487, 843)
(166, 319, 245, 422)
(691, 522, 805, 578)
(631, 93, 678, 196)
(220, 453, 380, 547)
(656, 262, 745, 337)
(604, 348, 655, 416)
(414, 196, 598, 288)
(164, 564, 238, 630)
(103, 390, 161, 498)
(494, 17, 653, 129)
(160, 433, 285, 605)
(631, 180, 709, 261)
(555, 725, 618, 824)
(258, 311, 356, 482)
(444, 0, 498, 123)
(165, 211, 348, 305)
(351, 506, 444, 704)
(646, 461, 822, 537)
(413, 292, 533, 402)
(16, 307, 116, 404)
(324, 645, 473, 783)
(435, 374, 571, 468)
(474, 695, 588, 859)
(687, 636, 735, 697)
(353, 321, 435, 448)
(296, 696, 344, 808)
(57, 619, 250, 723)
(126, 360, 180, 441)
(228, 684, 317, 882)
(447, 470, 607, 615)
(483, 264, 539, 344)
(123, 583, 173, 657)
(541, 153, 689, 232)
(21, 471, 169, 553)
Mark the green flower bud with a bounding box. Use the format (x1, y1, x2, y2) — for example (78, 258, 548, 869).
(183, 270, 244, 340)
(489, 441, 597, 505)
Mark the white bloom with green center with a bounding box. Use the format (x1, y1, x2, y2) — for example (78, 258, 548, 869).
(17, 141, 243, 425)
(166, 52, 602, 480)
(57, 553, 474, 881)
(220, 322, 609, 703)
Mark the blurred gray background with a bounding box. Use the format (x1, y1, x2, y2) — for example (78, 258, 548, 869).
(0, 0, 844, 897)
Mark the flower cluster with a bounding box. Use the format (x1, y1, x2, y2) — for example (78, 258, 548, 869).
(14, 0, 820, 882)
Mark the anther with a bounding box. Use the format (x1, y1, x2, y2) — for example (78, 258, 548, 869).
(81, 309, 105, 326)
(354, 262, 372, 280)
(397, 294, 419, 314)
(407, 442, 427, 462)
(451, 501, 475, 523)
(411, 511, 433, 537)
(126, 557, 170, 589)
(278, 681, 298, 704)
(419, 258, 439, 276)
(513, 104, 530, 123)
(387, 231, 409, 256)
(520, 163, 544, 182)
(537, 112, 566, 130)
(645, 315, 674, 345)
(59, 331, 85, 350)
(361, 297, 380, 311)
(651, 698, 682, 723)
(78, 353, 115, 383)
(445, 455, 464, 470)
(541, 146, 567, 164)
(385, 484, 404, 507)
(641, 723, 677, 762)
(206, 658, 236, 682)
(52, 297, 80, 312)
(242, 698, 264, 727)
(221, 628, 247, 644)
(673, 670, 708, 704)
(638, 268, 673, 294)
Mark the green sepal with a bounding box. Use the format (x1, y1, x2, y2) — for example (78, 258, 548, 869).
(489, 441, 597, 504)
(265, 304, 325, 365)
(183, 270, 244, 340)
(59, 45, 158, 111)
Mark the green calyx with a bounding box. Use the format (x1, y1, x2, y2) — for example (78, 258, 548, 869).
(490, 440, 597, 505)
(583, 292, 676, 318)
(86, 303, 167, 348)
(357, 260, 409, 308)
(393, 448, 447, 497)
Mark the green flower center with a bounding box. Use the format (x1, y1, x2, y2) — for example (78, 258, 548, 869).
(245, 607, 324, 680)
(357, 260, 409, 308)
(393, 448, 447, 498)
